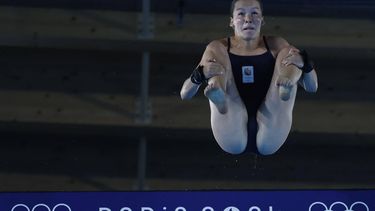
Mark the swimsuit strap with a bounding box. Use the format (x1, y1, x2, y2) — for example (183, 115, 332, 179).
(263, 35, 270, 51)
(227, 37, 231, 52)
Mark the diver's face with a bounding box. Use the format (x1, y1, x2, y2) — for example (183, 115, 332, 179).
(230, 0, 263, 41)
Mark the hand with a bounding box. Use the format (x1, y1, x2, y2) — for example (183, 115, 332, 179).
(281, 48, 304, 68)
(204, 58, 225, 79)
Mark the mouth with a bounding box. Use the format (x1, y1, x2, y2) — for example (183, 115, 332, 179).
(242, 26, 256, 31)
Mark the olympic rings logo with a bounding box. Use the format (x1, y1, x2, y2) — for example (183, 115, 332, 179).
(223, 207, 240, 211)
(11, 203, 71, 211)
(309, 201, 369, 211)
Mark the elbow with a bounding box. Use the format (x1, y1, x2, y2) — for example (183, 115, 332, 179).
(303, 71, 318, 93)
(180, 90, 187, 100)
(312, 83, 318, 93)
(306, 82, 318, 93)
(180, 89, 192, 100)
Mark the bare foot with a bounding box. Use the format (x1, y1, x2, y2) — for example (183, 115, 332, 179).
(276, 66, 302, 101)
(204, 83, 227, 114)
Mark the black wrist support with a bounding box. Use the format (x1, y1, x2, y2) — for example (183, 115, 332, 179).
(300, 50, 314, 73)
(190, 65, 207, 85)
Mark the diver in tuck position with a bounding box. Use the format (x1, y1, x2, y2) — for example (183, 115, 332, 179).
(180, 0, 318, 155)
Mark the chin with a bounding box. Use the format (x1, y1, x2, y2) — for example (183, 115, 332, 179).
(242, 35, 257, 41)
(239, 31, 259, 40)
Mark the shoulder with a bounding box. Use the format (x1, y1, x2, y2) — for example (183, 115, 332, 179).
(264, 35, 292, 54)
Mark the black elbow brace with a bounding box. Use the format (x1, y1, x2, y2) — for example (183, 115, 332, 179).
(300, 50, 314, 73)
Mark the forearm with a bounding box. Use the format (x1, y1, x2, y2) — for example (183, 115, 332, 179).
(180, 78, 201, 100)
(296, 49, 318, 92)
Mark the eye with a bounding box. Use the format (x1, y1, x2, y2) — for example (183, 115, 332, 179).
(252, 11, 259, 16)
(237, 12, 244, 16)
(251, 11, 261, 18)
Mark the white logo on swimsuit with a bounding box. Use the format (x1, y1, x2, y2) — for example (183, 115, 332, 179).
(242, 66, 254, 83)
(11, 203, 71, 211)
(224, 207, 240, 211)
(309, 201, 369, 211)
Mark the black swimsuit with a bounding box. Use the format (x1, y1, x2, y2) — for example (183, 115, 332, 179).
(228, 36, 275, 154)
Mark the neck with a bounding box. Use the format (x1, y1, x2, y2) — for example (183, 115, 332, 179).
(234, 35, 261, 51)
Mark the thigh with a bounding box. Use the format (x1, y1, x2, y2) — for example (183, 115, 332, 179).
(256, 93, 295, 155)
(210, 95, 248, 155)
(255, 52, 298, 155)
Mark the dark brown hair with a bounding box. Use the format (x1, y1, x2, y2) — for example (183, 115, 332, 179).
(230, 0, 263, 17)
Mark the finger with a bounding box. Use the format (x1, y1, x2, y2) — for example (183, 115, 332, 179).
(283, 53, 293, 60)
(282, 59, 290, 66)
(291, 48, 300, 54)
(288, 48, 293, 55)
(208, 69, 224, 77)
(209, 63, 223, 71)
(288, 48, 299, 56)
(287, 48, 298, 56)
(208, 70, 224, 77)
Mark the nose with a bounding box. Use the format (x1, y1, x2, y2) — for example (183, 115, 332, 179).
(244, 14, 252, 23)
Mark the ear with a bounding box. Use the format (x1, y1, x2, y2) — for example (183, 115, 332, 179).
(261, 17, 265, 26)
(229, 17, 234, 28)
